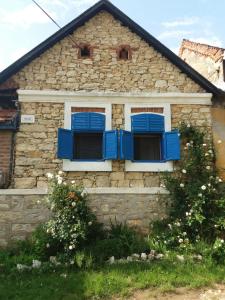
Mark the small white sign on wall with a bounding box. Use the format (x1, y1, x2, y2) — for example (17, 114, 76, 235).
(21, 115, 35, 124)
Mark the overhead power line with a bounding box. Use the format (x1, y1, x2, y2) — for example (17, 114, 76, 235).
(31, 0, 80, 48)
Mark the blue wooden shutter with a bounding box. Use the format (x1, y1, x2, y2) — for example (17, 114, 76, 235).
(89, 113, 105, 131)
(120, 130, 133, 160)
(71, 112, 105, 131)
(57, 128, 73, 159)
(71, 113, 89, 131)
(103, 130, 118, 160)
(131, 114, 164, 132)
(163, 131, 180, 161)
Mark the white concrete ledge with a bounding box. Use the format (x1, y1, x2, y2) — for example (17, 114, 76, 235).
(0, 187, 169, 195)
(18, 90, 212, 105)
(0, 189, 48, 195)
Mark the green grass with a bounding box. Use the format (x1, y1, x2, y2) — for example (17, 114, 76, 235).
(1, 258, 225, 300)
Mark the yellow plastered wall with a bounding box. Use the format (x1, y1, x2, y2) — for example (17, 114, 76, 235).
(212, 108, 225, 180)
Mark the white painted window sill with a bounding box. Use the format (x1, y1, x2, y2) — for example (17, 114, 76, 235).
(125, 161, 173, 172)
(63, 160, 112, 172)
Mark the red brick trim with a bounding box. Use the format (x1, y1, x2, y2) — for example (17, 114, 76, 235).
(71, 107, 105, 113)
(131, 107, 164, 113)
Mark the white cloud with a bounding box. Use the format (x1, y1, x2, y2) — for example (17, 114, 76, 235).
(162, 17, 199, 28)
(189, 36, 223, 47)
(158, 30, 193, 40)
(0, 4, 57, 29)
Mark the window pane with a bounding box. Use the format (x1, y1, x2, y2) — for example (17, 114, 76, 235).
(134, 134, 161, 161)
(74, 133, 103, 160)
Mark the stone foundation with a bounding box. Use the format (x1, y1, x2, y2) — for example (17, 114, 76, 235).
(0, 188, 169, 246)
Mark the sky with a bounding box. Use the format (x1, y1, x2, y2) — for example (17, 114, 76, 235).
(0, 0, 224, 72)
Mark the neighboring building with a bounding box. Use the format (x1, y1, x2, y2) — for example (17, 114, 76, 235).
(179, 39, 225, 90)
(0, 89, 19, 188)
(0, 0, 223, 245)
(179, 39, 225, 179)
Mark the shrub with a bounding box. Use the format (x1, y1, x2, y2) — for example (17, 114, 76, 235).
(36, 172, 104, 258)
(151, 123, 225, 253)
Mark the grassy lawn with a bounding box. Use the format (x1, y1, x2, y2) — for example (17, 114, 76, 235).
(1, 259, 225, 300)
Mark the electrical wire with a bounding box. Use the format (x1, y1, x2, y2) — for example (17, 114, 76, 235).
(31, 0, 80, 48)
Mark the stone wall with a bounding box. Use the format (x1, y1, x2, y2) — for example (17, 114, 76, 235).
(13, 102, 212, 189)
(0, 190, 169, 246)
(1, 12, 204, 93)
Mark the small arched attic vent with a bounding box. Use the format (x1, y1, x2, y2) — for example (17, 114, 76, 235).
(118, 45, 131, 60)
(79, 44, 92, 58)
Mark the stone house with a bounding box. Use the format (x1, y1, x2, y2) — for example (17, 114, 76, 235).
(0, 0, 223, 245)
(179, 39, 225, 179)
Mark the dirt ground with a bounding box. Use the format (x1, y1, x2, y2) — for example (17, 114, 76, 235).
(116, 284, 225, 300)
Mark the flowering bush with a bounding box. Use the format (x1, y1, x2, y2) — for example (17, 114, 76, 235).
(42, 172, 102, 256)
(153, 123, 225, 251)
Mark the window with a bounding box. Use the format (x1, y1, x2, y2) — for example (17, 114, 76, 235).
(57, 109, 117, 171)
(118, 45, 131, 60)
(134, 133, 162, 161)
(122, 104, 180, 172)
(79, 45, 91, 58)
(74, 132, 103, 160)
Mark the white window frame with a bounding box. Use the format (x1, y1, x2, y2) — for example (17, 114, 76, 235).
(124, 103, 173, 172)
(63, 101, 112, 171)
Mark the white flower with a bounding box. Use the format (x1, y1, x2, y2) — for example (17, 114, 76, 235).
(180, 183, 184, 188)
(63, 182, 67, 186)
(221, 239, 224, 243)
(32, 260, 42, 269)
(208, 149, 213, 154)
(217, 140, 222, 144)
(185, 212, 189, 216)
(37, 200, 41, 204)
(179, 238, 183, 243)
(182, 169, 187, 174)
(72, 202, 76, 207)
(58, 178, 63, 185)
(168, 224, 172, 229)
(202, 143, 207, 147)
(198, 193, 202, 197)
(46, 243, 50, 248)
(205, 153, 209, 156)
(60, 273, 67, 278)
(208, 183, 211, 187)
(69, 245, 73, 250)
(58, 171, 63, 175)
(187, 124, 190, 128)
(160, 183, 165, 188)
(88, 221, 92, 226)
(46, 172, 53, 179)
(219, 178, 223, 182)
(71, 180, 75, 184)
(183, 232, 187, 236)
(81, 190, 87, 197)
(201, 185, 206, 190)
(206, 166, 210, 170)
(186, 142, 190, 147)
